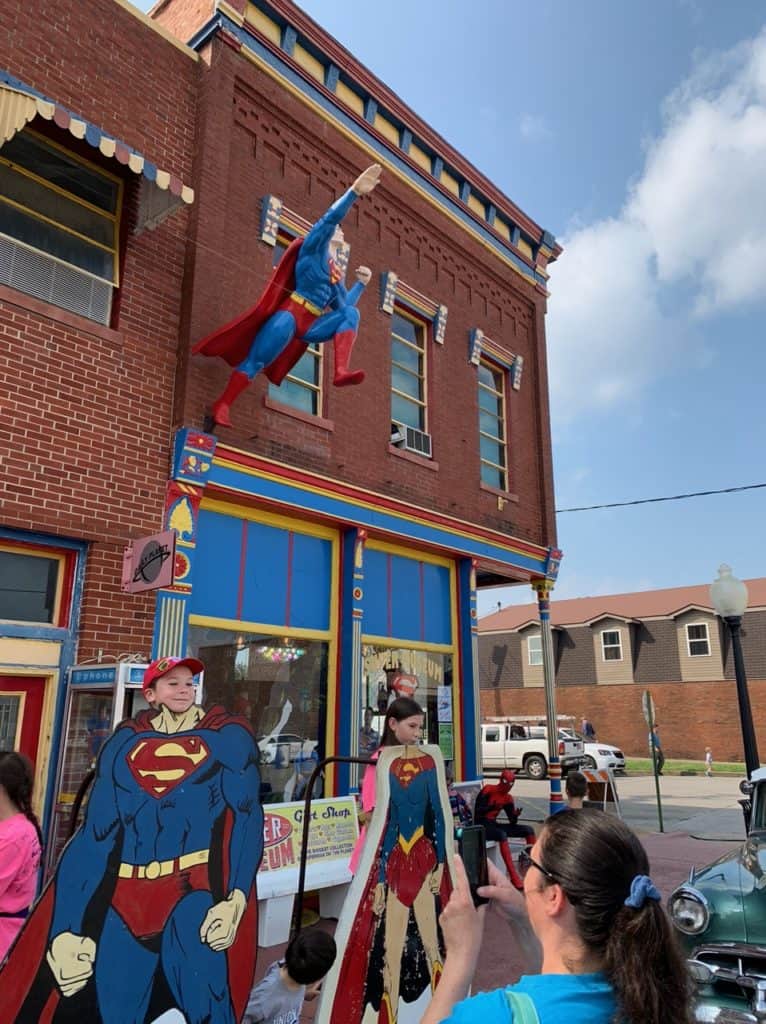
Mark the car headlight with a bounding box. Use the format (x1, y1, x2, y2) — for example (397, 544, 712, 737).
(597, 749, 612, 756)
(668, 886, 710, 935)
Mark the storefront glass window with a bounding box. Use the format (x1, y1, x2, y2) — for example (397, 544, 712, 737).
(188, 626, 328, 804)
(360, 645, 454, 758)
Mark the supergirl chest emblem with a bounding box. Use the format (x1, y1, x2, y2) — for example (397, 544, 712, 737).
(127, 735, 210, 797)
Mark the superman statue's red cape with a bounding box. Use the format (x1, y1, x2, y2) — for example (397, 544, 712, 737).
(0, 704, 261, 1024)
(192, 237, 306, 386)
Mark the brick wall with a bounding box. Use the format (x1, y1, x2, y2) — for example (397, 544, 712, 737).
(479, 678, 766, 762)
(178, 42, 556, 550)
(0, 0, 197, 659)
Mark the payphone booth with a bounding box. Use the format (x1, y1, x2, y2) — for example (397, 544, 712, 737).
(46, 661, 148, 871)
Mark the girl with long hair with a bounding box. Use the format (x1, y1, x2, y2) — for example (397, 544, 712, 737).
(423, 807, 692, 1024)
(0, 751, 42, 961)
(349, 697, 423, 873)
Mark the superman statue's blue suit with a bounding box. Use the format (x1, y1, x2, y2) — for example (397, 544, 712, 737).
(0, 701, 262, 1024)
(193, 163, 382, 427)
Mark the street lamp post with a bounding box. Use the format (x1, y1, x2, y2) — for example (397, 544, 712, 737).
(710, 564, 760, 778)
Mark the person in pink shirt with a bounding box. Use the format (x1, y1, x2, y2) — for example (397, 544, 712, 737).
(349, 697, 423, 874)
(0, 752, 42, 961)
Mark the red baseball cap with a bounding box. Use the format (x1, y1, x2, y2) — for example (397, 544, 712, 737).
(142, 656, 204, 692)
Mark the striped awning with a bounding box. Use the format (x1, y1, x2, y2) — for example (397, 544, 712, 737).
(0, 74, 194, 232)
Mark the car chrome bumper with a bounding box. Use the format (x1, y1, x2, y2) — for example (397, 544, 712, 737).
(689, 946, 766, 1023)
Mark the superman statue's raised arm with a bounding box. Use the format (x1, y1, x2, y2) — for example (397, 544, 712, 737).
(194, 163, 382, 427)
(0, 656, 263, 1024)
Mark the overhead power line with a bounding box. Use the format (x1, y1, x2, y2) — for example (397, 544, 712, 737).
(555, 482, 766, 514)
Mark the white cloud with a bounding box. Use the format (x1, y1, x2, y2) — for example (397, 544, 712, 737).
(547, 28, 766, 424)
(519, 113, 552, 142)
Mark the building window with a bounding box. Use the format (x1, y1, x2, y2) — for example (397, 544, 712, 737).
(527, 634, 543, 666)
(478, 358, 507, 490)
(267, 236, 323, 416)
(0, 129, 122, 324)
(601, 629, 623, 661)
(0, 545, 63, 623)
(390, 309, 426, 431)
(188, 625, 328, 804)
(686, 622, 711, 657)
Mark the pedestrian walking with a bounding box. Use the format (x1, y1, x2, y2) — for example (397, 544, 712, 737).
(705, 747, 713, 777)
(581, 717, 596, 741)
(649, 724, 665, 776)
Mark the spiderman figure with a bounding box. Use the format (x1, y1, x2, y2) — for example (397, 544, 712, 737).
(474, 770, 535, 891)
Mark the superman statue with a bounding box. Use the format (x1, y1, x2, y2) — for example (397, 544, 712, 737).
(0, 656, 263, 1024)
(194, 163, 383, 427)
(473, 769, 535, 891)
(320, 745, 453, 1024)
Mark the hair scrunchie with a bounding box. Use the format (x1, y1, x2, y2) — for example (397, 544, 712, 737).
(624, 874, 661, 909)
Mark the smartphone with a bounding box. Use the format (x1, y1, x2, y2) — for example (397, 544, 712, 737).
(457, 825, 489, 906)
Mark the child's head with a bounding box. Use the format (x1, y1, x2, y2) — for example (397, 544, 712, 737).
(565, 770, 588, 801)
(381, 697, 424, 747)
(705, 747, 711, 754)
(284, 929, 337, 985)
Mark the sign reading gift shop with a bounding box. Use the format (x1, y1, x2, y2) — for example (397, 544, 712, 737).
(258, 797, 359, 874)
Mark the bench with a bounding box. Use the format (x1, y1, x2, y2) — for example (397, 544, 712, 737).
(256, 795, 359, 947)
(257, 858, 353, 946)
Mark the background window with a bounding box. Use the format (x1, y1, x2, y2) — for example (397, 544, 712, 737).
(0, 548, 60, 623)
(188, 626, 328, 804)
(390, 310, 426, 430)
(687, 622, 711, 657)
(527, 634, 543, 666)
(0, 130, 121, 323)
(601, 629, 622, 661)
(478, 359, 507, 489)
(267, 236, 323, 416)
(361, 645, 452, 754)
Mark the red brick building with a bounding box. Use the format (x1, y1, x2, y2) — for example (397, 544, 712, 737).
(1, 0, 562, 830)
(479, 578, 766, 760)
(0, 0, 197, 831)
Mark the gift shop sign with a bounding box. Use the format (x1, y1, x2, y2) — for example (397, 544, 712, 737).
(121, 530, 176, 593)
(258, 797, 359, 874)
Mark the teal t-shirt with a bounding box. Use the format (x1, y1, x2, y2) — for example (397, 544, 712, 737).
(442, 972, 616, 1024)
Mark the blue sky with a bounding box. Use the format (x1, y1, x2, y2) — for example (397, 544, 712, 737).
(135, 0, 766, 616)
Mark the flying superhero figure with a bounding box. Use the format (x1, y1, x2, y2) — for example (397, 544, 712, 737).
(473, 769, 535, 891)
(0, 656, 263, 1024)
(194, 163, 383, 427)
(317, 744, 454, 1024)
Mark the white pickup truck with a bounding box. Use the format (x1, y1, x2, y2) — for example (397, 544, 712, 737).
(481, 717, 584, 780)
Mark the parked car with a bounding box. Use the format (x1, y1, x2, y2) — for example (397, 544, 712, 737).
(481, 718, 584, 780)
(257, 733, 318, 767)
(560, 730, 626, 773)
(669, 767, 766, 1022)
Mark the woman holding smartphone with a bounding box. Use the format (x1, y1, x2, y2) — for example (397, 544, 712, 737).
(421, 809, 691, 1024)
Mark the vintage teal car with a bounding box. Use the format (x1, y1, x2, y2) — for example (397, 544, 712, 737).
(669, 770, 766, 1022)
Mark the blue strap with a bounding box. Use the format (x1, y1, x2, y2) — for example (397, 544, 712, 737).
(505, 990, 541, 1024)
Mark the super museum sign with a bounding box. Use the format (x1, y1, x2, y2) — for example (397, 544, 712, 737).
(258, 797, 358, 873)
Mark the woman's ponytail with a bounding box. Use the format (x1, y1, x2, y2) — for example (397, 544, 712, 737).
(605, 900, 692, 1024)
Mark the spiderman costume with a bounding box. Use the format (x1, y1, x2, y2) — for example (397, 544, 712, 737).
(474, 770, 535, 890)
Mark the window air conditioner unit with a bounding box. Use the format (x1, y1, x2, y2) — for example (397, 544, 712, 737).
(403, 425, 432, 458)
(391, 422, 432, 458)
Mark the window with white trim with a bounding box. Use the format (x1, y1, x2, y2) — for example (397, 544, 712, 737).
(267, 237, 323, 417)
(601, 629, 622, 661)
(0, 129, 122, 324)
(527, 634, 543, 666)
(390, 308, 426, 430)
(478, 357, 507, 489)
(686, 622, 711, 657)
